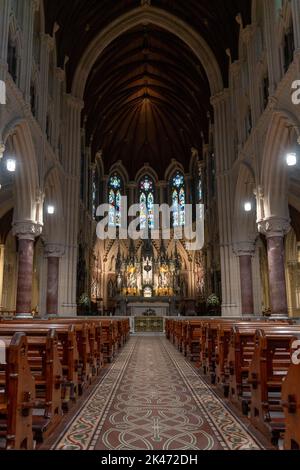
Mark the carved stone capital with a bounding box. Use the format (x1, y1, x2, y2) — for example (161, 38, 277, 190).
(210, 89, 230, 109)
(44, 243, 65, 258)
(258, 217, 291, 239)
(234, 241, 256, 257)
(13, 221, 43, 241)
(65, 93, 84, 111)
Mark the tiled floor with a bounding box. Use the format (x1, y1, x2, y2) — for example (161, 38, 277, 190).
(50, 337, 265, 450)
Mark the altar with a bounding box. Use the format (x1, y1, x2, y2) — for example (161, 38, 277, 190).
(127, 300, 170, 317)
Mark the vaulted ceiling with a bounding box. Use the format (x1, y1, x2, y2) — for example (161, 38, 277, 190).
(44, 0, 252, 177)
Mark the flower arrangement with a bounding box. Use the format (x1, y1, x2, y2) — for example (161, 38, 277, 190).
(206, 293, 220, 308)
(78, 293, 91, 307)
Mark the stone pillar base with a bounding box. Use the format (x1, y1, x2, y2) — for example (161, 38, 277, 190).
(15, 313, 34, 319)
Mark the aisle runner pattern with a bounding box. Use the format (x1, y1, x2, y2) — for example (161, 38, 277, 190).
(54, 337, 262, 450)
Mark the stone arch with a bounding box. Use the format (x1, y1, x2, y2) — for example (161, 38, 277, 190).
(71, 6, 223, 100)
(164, 160, 185, 182)
(135, 165, 159, 185)
(260, 110, 300, 220)
(108, 161, 129, 187)
(233, 162, 258, 246)
(2, 119, 40, 224)
(43, 166, 64, 246)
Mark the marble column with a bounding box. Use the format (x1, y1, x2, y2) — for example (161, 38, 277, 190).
(46, 256, 59, 316)
(45, 244, 64, 316)
(0, 244, 5, 307)
(13, 222, 42, 318)
(259, 218, 290, 317)
(235, 242, 255, 316)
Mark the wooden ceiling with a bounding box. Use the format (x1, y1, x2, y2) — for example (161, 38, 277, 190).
(44, 0, 252, 177)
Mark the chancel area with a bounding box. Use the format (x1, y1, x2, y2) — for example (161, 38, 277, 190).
(1, 0, 300, 453)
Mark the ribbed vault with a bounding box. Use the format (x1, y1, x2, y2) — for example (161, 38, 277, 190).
(43, 0, 252, 177)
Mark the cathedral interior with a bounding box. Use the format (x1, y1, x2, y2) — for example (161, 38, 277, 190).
(1, 0, 300, 454)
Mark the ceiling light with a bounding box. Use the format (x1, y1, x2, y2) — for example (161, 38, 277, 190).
(47, 205, 55, 215)
(286, 152, 297, 167)
(6, 159, 16, 172)
(244, 202, 252, 212)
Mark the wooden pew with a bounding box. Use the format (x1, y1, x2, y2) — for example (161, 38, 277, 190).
(0, 326, 63, 442)
(203, 319, 248, 380)
(6, 320, 93, 393)
(0, 323, 79, 405)
(281, 334, 300, 450)
(0, 333, 35, 449)
(165, 318, 171, 340)
(226, 322, 288, 407)
(186, 320, 206, 362)
(100, 320, 115, 363)
(249, 326, 300, 446)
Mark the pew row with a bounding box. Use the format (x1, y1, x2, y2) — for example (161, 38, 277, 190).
(0, 333, 35, 450)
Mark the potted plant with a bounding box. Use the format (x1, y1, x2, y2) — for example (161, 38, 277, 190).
(206, 293, 221, 316)
(78, 293, 91, 316)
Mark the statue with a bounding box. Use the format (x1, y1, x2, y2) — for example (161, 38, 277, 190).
(117, 273, 123, 291)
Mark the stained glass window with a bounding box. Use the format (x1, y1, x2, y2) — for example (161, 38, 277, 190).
(108, 173, 122, 227)
(171, 171, 185, 227)
(139, 175, 155, 230)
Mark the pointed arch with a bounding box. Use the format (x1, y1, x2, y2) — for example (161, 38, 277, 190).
(72, 6, 223, 100)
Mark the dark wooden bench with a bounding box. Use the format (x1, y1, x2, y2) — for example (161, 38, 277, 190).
(0, 333, 35, 449)
(0, 327, 64, 442)
(281, 334, 300, 450)
(249, 326, 300, 446)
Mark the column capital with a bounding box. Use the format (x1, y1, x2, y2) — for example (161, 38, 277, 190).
(65, 93, 84, 111)
(13, 221, 42, 241)
(40, 33, 54, 51)
(258, 217, 291, 239)
(55, 67, 65, 82)
(234, 241, 256, 257)
(242, 24, 256, 43)
(44, 243, 65, 258)
(210, 88, 230, 108)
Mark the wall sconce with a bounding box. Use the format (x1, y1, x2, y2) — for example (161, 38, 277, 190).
(6, 159, 16, 172)
(47, 205, 55, 215)
(244, 201, 252, 212)
(286, 151, 297, 167)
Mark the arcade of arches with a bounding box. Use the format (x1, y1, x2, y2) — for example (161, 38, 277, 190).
(1, 0, 300, 452)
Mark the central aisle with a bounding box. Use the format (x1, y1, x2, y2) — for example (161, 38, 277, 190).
(53, 337, 263, 451)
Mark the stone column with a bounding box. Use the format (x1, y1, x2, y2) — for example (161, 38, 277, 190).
(59, 94, 83, 316)
(38, 33, 52, 130)
(19, 0, 39, 102)
(263, 0, 281, 94)
(235, 242, 255, 316)
(211, 91, 240, 317)
(291, 0, 300, 53)
(259, 218, 290, 318)
(244, 25, 260, 125)
(45, 244, 64, 316)
(13, 222, 42, 318)
(0, 0, 10, 81)
(0, 244, 5, 307)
